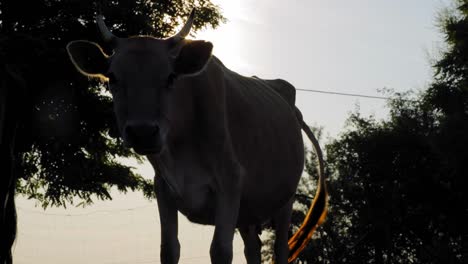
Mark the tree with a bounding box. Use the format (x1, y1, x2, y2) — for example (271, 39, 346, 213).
(0, 1, 224, 262)
(2, 0, 224, 207)
(289, 1, 468, 263)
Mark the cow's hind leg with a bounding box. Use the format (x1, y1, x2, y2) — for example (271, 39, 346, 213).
(272, 198, 294, 264)
(239, 225, 261, 264)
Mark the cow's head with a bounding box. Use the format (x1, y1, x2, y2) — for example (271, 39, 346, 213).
(67, 10, 213, 155)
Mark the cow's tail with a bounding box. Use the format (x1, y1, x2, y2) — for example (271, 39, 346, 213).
(287, 108, 328, 263)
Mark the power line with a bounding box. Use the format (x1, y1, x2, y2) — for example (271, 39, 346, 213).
(16, 204, 155, 217)
(295, 88, 391, 100)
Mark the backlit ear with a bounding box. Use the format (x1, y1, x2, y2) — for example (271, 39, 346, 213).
(174, 40, 213, 76)
(66, 40, 109, 80)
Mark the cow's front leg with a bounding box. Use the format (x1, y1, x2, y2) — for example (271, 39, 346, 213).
(154, 175, 180, 264)
(210, 158, 243, 264)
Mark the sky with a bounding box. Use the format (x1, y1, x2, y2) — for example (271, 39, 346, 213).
(13, 0, 450, 263)
(198, 0, 449, 139)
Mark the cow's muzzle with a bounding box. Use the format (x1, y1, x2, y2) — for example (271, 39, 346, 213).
(123, 120, 163, 155)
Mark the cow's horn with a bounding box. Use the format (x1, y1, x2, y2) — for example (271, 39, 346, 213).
(97, 15, 117, 44)
(173, 9, 195, 40)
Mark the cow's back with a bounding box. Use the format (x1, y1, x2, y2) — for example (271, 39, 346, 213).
(213, 58, 305, 224)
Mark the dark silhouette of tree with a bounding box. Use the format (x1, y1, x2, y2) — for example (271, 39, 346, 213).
(3, 0, 223, 207)
(0, 1, 223, 262)
(287, 0, 468, 263)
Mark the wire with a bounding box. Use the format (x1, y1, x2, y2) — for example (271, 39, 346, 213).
(295, 88, 391, 100)
(16, 204, 155, 217)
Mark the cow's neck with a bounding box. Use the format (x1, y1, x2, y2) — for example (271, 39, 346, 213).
(146, 56, 227, 199)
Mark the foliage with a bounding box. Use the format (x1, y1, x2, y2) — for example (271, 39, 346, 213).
(289, 0, 468, 263)
(0, 0, 224, 208)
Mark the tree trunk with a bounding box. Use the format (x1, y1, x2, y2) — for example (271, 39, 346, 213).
(374, 225, 384, 264)
(0, 108, 17, 264)
(0, 64, 20, 264)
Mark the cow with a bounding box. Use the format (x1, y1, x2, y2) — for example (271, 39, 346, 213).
(66, 10, 328, 264)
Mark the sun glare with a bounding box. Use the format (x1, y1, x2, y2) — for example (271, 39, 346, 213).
(195, 0, 256, 75)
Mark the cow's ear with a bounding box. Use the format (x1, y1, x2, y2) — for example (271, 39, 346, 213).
(174, 40, 213, 76)
(66, 40, 109, 79)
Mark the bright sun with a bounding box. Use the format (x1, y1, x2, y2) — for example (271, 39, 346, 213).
(195, 0, 255, 75)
